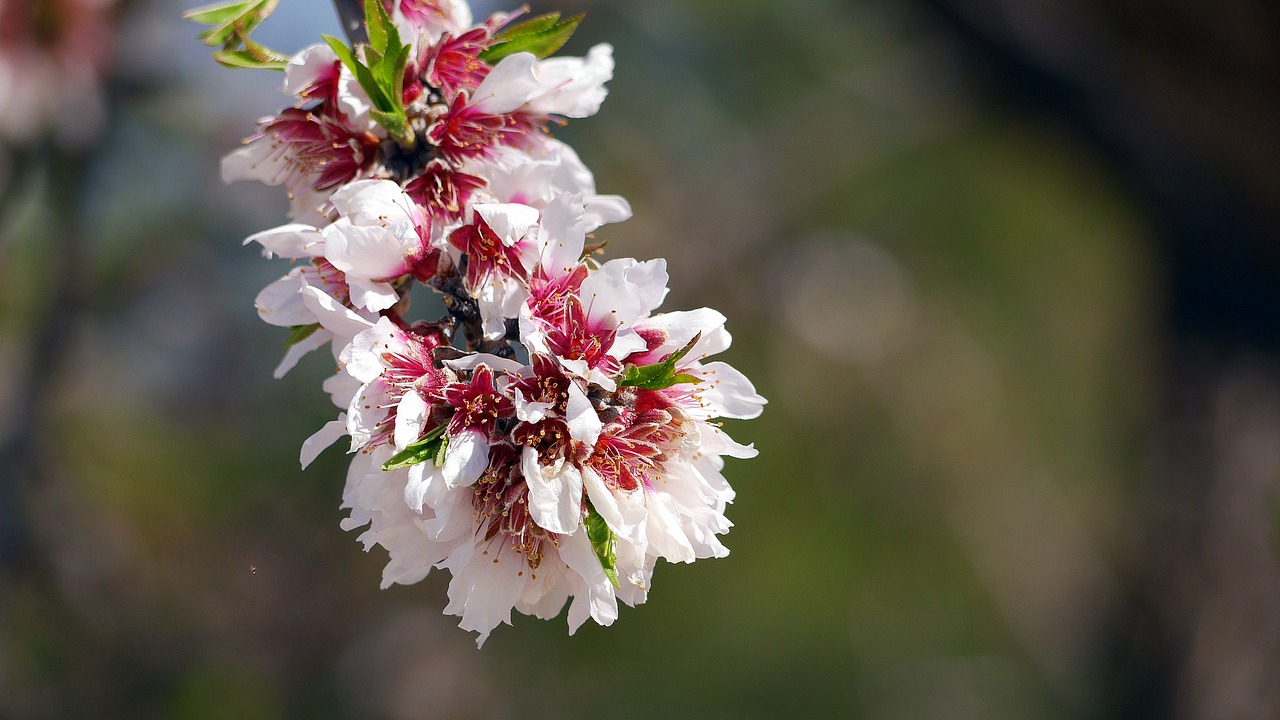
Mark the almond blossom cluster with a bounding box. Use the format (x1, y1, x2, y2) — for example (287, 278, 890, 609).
(216, 0, 763, 644)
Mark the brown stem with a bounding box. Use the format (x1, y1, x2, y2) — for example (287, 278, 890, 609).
(331, 0, 368, 45)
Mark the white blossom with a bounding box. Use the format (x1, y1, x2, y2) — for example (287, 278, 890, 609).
(221, 0, 763, 646)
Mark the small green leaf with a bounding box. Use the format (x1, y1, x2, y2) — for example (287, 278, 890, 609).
(190, 0, 288, 71)
(324, 35, 379, 102)
(389, 41, 411, 106)
(213, 48, 286, 70)
(479, 13, 584, 64)
(618, 333, 703, 391)
(242, 37, 290, 63)
(184, 0, 256, 26)
(325, 34, 393, 112)
(584, 504, 619, 588)
(323, 34, 359, 72)
(433, 435, 449, 467)
(191, 0, 278, 47)
(285, 323, 321, 346)
(364, 0, 390, 54)
(494, 12, 562, 41)
(382, 425, 448, 471)
(369, 108, 412, 142)
(364, 29, 407, 108)
(365, 46, 395, 100)
(324, 32, 412, 143)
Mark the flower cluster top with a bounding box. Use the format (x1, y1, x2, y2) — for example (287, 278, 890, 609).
(208, 0, 764, 645)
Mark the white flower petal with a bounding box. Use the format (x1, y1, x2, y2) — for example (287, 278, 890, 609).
(582, 194, 631, 232)
(471, 52, 539, 115)
(342, 318, 400, 383)
(521, 447, 582, 535)
(337, 71, 374, 130)
(691, 361, 767, 420)
(324, 220, 410, 280)
(582, 466, 646, 542)
(558, 529, 619, 632)
(442, 429, 489, 488)
(330, 179, 413, 223)
(255, 270, 314, 328)
(608, 328, 647, 361)
(634, 308, 731, 362)
(645, 490, 696, 564)
(394, 391, 430, 450)
(301, 414, 348, 469)
(442, 538, 528, 646)
(245, 223, 323, 259)
(344, 276, 400, 313)
(515, 395, 553, 424)
(346, 380, 390, 450)
(526, 44, 614, 119)
(580, 257, 669, 333)
(273, 327, 331, 379)
(443, 353, 526, 375)
(421, 485, 474, 540)
(699, 424, 758, 460)
(324, 369, 362, 409)
(404, 460, 447, 513)
(564, 382, 602, 447)
(221, 142, 287, 186)
(282, 43, 338, 96)
(474, 202, 540, 248)
(532, 192, 586, 274)
(516, 573, 570, 621)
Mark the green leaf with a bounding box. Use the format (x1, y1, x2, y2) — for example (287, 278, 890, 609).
(324, 34, 391, 111)
(584, 504, 619, 588)
(382, 425, 448, 471)
(494, 12, 562, 40)
(618, 333, 703, 390)
(365, 46, 394, 101)
(213, 49, 279, 70)
(364, 0, 390, 54)
(322, 34, 359, 73)
(370, 108, 411, 142)
(365, 30, 407, 107)
(184, 0, 256, 26)
(323, 30, 412, 142)
(479, 13, 584, 64)
(242, 37, 289, 63)
(389, 41, 411, 107)
(189, 0, 289, 72)
(285, 323, 321, 346)
(434, 435, 449, 467)
(190, 0, 278, 47)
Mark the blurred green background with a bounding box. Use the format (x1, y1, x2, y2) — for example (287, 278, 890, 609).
(3, 0, 1280, 718)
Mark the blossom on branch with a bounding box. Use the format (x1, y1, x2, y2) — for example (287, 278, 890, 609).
(206, 0, 764, 645)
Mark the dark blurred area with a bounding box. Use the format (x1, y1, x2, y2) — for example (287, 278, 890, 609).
(1, 0, 1278, 717)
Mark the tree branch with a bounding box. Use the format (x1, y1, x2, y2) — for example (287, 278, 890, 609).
(331, 0, 368, 45)
(0, 145, 87, 585)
